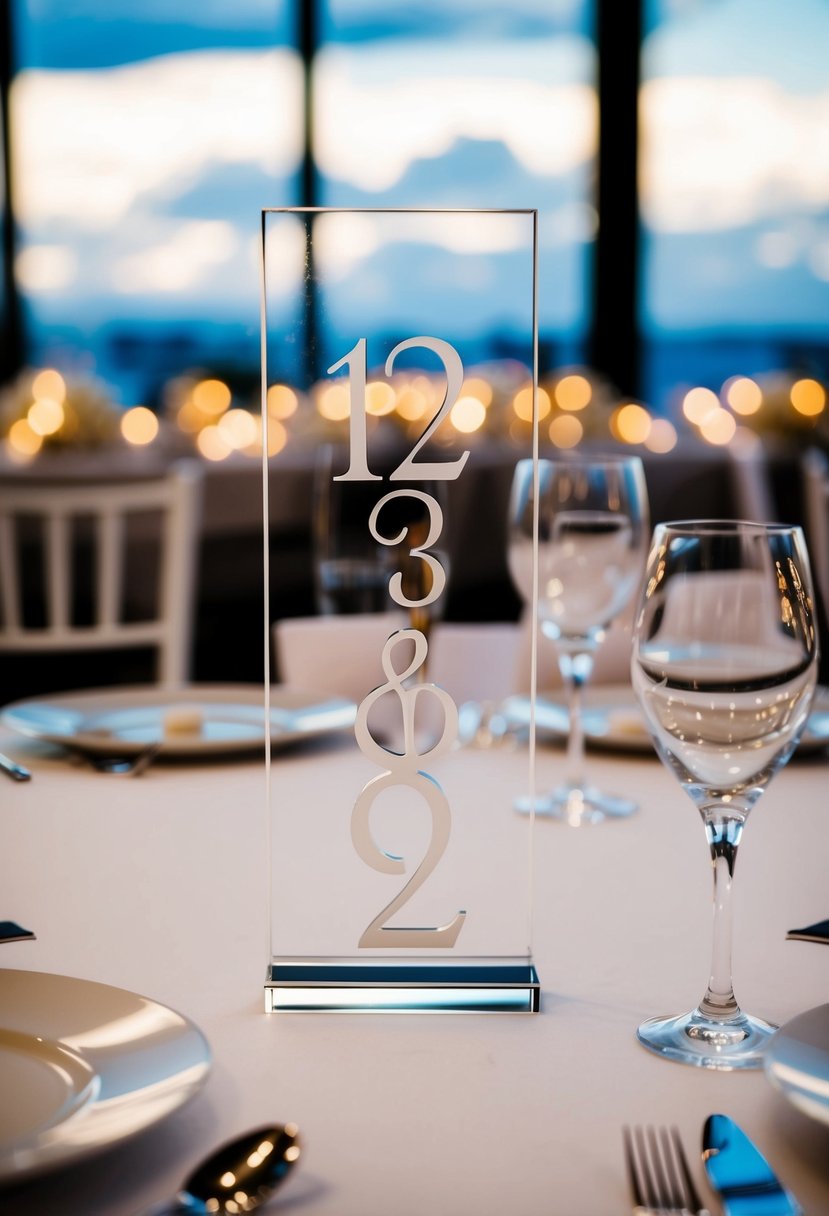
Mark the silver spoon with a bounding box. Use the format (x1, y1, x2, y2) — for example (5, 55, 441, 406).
(141, 1123, 301, 1215)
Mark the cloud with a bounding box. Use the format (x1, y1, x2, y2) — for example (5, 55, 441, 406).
(641, 77, 829, 232)
(11, 48, 303, 229)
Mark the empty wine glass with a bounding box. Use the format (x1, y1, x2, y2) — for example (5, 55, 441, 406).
(631, 520, 818, 1068)
(508, 455, 649, 825)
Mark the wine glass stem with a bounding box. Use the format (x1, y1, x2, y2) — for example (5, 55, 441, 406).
(698, 813, 745, 1021)
(558, 645, 594, 787)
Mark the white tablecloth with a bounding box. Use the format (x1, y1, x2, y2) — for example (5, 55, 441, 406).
(2, 719, 828, 1215)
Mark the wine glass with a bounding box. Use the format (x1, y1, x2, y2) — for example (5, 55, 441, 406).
(631, 520, 818, 1068)
(507, 455, 650, 825)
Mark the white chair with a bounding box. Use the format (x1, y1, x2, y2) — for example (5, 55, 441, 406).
(0, 462, 202, 687)
(803, 448, 829, 614)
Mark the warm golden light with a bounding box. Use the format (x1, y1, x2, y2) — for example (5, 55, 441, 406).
(450, 395, 486, 433)
(316, 383, 350, 422)
(725, 376, 762, 415)
(31, 368, 66, 404)
(219, 1171, 236, 1188)
(120, 405, 159, 446)
(192, 378, 231, 416)
(264, 418, 287, 456)
(176, 402, 203, 433)
(218, 408, 258, 450)
(644, 418, 678, 453)
(554, 374, 592, 411)
(513, 385, 551, 422)
(699, 407, 737, 445)
(461, 376, 493, 407)
(285, 1144, 301, 1162)
(266, 384, 298, 419)
(548, 414, 583, 448)
(613, 403, 652, 444)
(365, 380, 397, 416)
(8, 418, 43, 456)
(27, 397, 64, 436)
(790, 378, 826, 417)
(395, 386, 429, 421)
(682, 386, 719, 424)
(196, 425, 232, 461)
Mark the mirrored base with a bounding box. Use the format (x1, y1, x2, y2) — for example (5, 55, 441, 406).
(265, 958, 540, 1013)
(515, 783, 637, 826)
(637, 1008, 778, 1070)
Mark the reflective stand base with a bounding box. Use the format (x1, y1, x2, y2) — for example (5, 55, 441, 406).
(266, 958, 540, 1013)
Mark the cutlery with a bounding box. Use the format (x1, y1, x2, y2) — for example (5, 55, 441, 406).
(140, 1123, 301, 1215)
(702, 1113, 802, 1216)
(623, 1125, 711, 1215)
(0, 752, 31, 782)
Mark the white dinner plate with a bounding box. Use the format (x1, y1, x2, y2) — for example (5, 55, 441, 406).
(0, 969, 210, 1182)
(505, 685, 829, 756)
(1, 684, 357, 757)
(764, 1003, 829, 1126)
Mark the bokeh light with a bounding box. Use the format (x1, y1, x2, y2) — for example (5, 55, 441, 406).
(644, 418, 678, 453)
(218, 409, 258, 450)
(192, 378, 231, 416)
(266, 384, 298, 420)
(682, 386, 719, 425)
(724, 376, 762, 415)
(450, 395, 486, 433)
(513, 385, 551, 422)
(461, 377, 493, 407)
(31, 368, 66, 404)
(316, 383, 350, 421)
(365, 381, 397, 417)
(699, 407, 737, 445)
(554, 374, 592, 411)
(8, 418, 43, 457)
(120, 405, 159, 445)
(612, 403, 652, 444)
(27, 397, 64, 436)
(790, 378, 826, 417)
(548, 414, 583, 448)
(196, 425, 232, 461)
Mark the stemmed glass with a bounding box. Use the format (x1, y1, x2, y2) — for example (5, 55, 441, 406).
(508, 455, 650, 825)
(631, 520, 818, 1068)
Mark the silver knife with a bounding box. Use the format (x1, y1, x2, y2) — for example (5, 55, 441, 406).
(0, 752, 31, 782)
(702, 1114, 802, 1216)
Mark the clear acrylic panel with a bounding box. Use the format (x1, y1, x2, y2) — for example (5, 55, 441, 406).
(262, 208, 539, 1012)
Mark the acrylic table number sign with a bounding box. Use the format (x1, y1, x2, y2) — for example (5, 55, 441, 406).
(262, 209, 541, 1012)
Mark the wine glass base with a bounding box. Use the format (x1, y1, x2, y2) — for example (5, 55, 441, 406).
(637, 1008, 778, 1070)
(515, 783, 637, 825)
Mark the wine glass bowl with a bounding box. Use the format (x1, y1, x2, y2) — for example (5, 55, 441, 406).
(508, 455, 650, 824)
(631, 520, 818, 1068)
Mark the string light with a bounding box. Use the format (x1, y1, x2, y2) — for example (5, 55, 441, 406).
(121, 406, 158, 446)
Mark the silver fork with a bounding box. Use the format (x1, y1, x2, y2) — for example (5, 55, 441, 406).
(623, 1125, 711, 1216)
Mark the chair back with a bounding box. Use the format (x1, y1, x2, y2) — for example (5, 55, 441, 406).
(0, 462, 201, 686)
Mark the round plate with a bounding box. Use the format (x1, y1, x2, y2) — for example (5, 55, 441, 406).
(505, 685, 829, 756)
(764, 1003, 829, 1125)
(1, 684, 356, 758)
(0, 969, 210, 1182)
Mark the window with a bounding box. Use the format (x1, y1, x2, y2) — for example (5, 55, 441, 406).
(640, 0, 829, 411)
